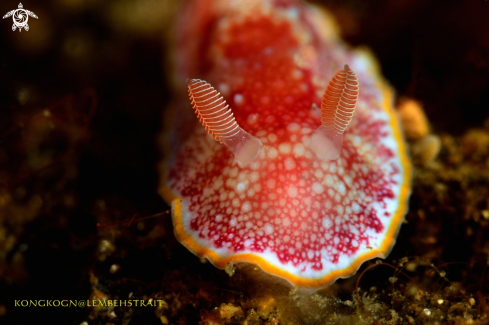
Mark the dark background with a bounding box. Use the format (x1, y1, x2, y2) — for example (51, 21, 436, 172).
(1, 0, 489, 324)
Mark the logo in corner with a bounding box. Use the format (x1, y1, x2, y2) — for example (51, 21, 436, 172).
(3, 3, 38, 32)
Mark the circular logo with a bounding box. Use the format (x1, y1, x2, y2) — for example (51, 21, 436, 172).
(13, 9, 28, 28)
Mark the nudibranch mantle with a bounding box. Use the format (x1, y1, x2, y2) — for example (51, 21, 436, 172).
(160, 0, 411, 288)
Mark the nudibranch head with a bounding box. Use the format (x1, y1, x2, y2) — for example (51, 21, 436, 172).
(160, 0, 411, 288)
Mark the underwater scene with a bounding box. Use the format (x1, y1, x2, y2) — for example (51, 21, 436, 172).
(1, 0, 489, 324)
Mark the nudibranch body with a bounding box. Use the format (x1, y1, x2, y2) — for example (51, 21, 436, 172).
(160, 0, 411, 288)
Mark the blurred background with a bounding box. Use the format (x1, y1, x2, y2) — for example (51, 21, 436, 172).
(1, 0, 489, 324)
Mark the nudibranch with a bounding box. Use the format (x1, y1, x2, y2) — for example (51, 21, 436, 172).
(159, 0, 411, 288)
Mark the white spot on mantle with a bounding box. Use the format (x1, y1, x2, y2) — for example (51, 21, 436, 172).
(242, 201, 252, 212)
(322, 218, 333, 229)
(293, 143, 305, 156)
(283, 217, 291, 227)
(234, 94, 244, 105)
(352, 202, 361, 214)
(279, 143, 291, 154)
(312, 182, 324, 194)
(287, 186, 298, 198)
(284, 157, 296, 170)
(264, 223, 274, 234)
(287, 123, 300, 133)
